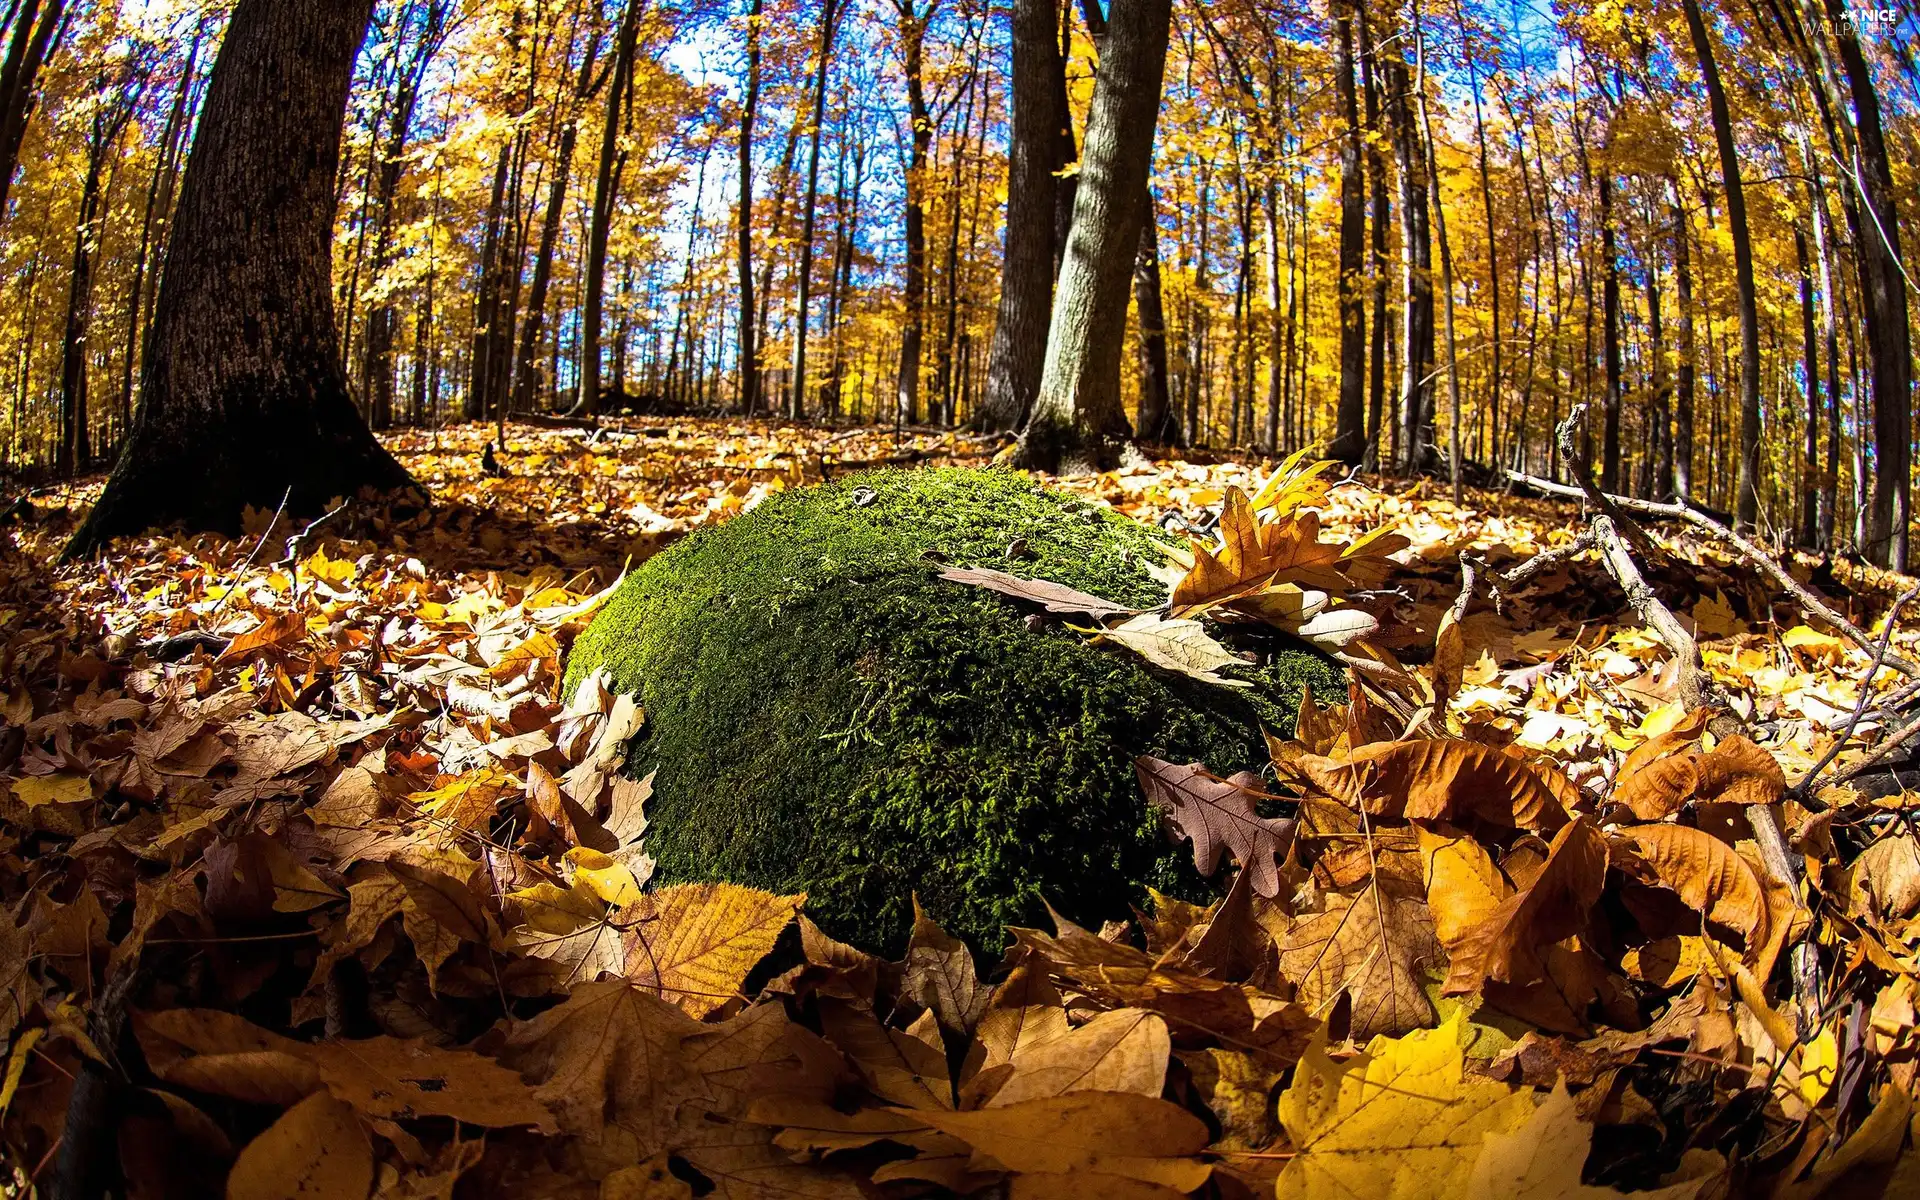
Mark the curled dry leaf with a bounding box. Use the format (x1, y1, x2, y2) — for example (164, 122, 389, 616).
(1442, 817, 1607, 995)
(1615, 825, 1770, 963)
(1283, 739, 1577, 833)
(1614, 734, 1784, 822)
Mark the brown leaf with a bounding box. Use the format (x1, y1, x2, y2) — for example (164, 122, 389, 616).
(1846, 833, 1920, 924)
(903, 899, 990, 1035)
(1284, 739, 1576, 832)
(1614, 734, 1784, 822)
(224, 1091, 371, 1200)
(987, 1008, 1169, 1107)
(1276, 884, 1441, 1040)
(938, 566, 1138, 619)
(301, 1036, 555, 1132)
(1617, 825, 1769, 958)
(820, 999, 954, 1110)
(1135, 757, 1294, 897)
(905, 1091, 1212, 1191)
(619, 882, 803, 1017)
(1443, 817, 1607, 994)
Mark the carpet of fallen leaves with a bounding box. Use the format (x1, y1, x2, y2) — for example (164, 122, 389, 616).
(3, 417, 1919, 1199)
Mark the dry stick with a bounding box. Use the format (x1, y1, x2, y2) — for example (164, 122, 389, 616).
(1553, 409, 1822, 1027)
(1793, 582, 1920, 799)
(1835, 707, 1920, 785)
(1508, 467, 1920, 681)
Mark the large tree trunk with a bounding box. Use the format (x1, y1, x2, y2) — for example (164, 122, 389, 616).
(1680, 0, 1760, 532)
(1329, 0, 1366, 463)
(66, 0, 415, 557)
(789, 0, 843, 418)
(979, 0, 1067, 432)
(0, 0, 66, 222)
(1016, 0, 1170, 471)
(735, 0, 762, 416)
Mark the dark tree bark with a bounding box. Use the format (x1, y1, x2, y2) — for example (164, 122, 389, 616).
(1680, 0, 1761, 532)
(1017, 0, 1170, 471)
(980, 0, 1068, 432)
(59, 94, 134, 477)
(1329, 0, 1366, 464)
(0, 0, 66, 221)
(735, 0, 762, 415)
(1599, 170, 1623, 494)
(66, 0, 415, 557)
(1357, 0, 1389, 469)
(1795, 226, 1820, 548)
(468, 143, 513, 420)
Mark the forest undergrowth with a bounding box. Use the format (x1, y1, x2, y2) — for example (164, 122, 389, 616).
(2, 416, 1919, 1199)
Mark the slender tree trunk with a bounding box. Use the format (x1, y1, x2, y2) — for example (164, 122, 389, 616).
(736, 0, 762, 415)
(1358, 0, 1389, 469)
(1412, 15, 1462, 502)
(1792, 225, 1819, 547)
(1330, 0, 1366, 463)
(1386, 52, 1433, 475)
(580, 0, 642, 418)
(1017, 0, 1169, 470)
(981, 0, 1067, 431)
(895, 0, 935, 426)
(1133, 210, 1174, 442)
(1599, 171, 1623, 493)
(1807, 158, 1842, 552)
(0, 0, 65, 222)
(789, 0, 842, 419)
(59, 124, 110, 476)
(1681, 0, 1761, 531)
(68, 0, 414, 556)
(1669, 179, 1695, 501)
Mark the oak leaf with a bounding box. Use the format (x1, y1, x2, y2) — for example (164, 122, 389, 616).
(1134, 757, 1294, 897)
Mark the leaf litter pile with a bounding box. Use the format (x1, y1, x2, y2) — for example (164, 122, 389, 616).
(4, 416, 1920, 1198)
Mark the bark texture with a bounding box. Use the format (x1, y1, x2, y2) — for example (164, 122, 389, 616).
(1019, 0, 1171, 471)
(67, 0, 415, 557)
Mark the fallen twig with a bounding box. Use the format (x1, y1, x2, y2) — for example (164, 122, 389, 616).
(1793, 583, 1920, 799)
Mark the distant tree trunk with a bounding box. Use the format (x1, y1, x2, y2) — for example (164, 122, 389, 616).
(895, 0, 936, 426)
(1413, 17, 1462, 503)
(1806, 160, 1842, 553)
(1385, 52, 1432, 475)
(1599, 170, 1623, 493)
(59, 98, 131, 477)
(1133, 211, 1174, 442)
(1680, 0, 1760, 531)
(512, 25, 603, 413)
(1016, 0, 1169, 471)
(67, 0, 415, 557)
(789, 0, 843, 418)
(0, 0, 66, 221)
(119, 31, 201, 444)
(736, 0, 762, 416)
(1794, 226, 1820, 548)
(1669, 178, 1695, 501)
(1329, 0, 1366, 463)
(580, 0, 642, 419)
(824, 136, 865, 416)
(1820, 5, 1910, 568)
(1358, 0, 1389, 469)
(468, 144, 512, 420)
(980, 0, 1066, 432)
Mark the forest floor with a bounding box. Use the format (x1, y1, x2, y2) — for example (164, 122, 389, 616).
(2, 418, 1919, 1198)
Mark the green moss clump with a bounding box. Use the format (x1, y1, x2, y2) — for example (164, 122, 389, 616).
(564, 468, 1343, 952)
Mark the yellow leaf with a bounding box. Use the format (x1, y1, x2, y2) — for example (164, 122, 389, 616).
(224, 1091, 372, 1200)
(1468, 1081, 1709, 1198)
(1797, 1026, 1838, 1107)
(0, 1027, 44, 1116)
(619, 882, 803, 1017)
(565, 846, 644, 907)
(10, 773, 91, 808)
(1689, 591, 1743, 639)
(904, 1091, 1211, 1191)
(508, 881, 605, 934)
(1274, 1012, 1538, 1200)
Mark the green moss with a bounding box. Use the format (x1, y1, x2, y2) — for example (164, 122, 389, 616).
(565, 468, 1343, 952)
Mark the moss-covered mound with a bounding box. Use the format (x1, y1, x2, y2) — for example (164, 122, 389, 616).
(564, 468, 1343, 951)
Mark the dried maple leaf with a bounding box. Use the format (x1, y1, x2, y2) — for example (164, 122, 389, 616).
(1134, 757, 1294, 897)
(1275, 884, 1442, 1041)
(619, 882, 803, 1017)
(1469, 1082, 1711, 1198)
(1273, 1013, 1537, 1200)
(819, 999, 954, 1110)
(984, 1008, 1170, 1108)
(224, 1092, 371, 1200)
